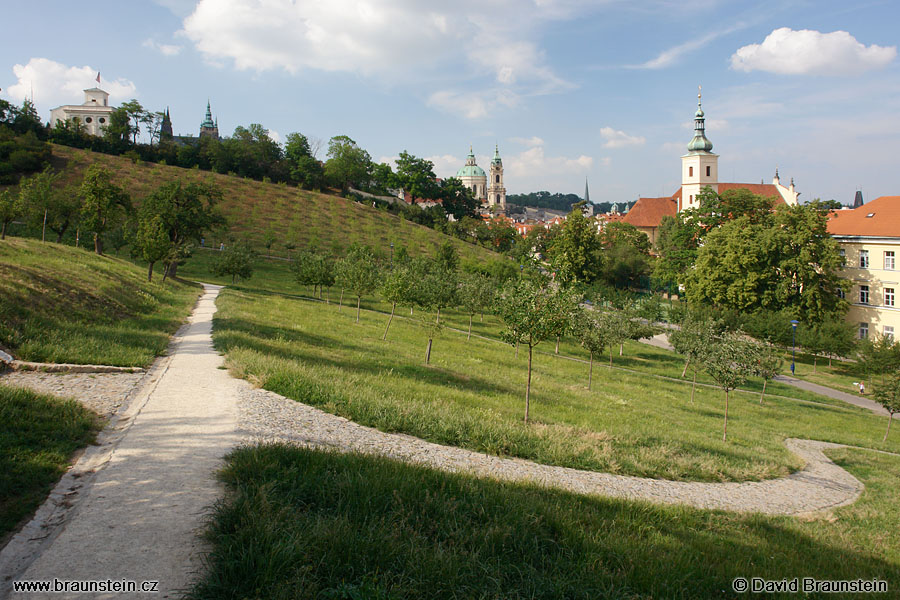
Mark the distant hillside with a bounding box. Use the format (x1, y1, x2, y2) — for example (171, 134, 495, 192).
(42, 145, 501, 262)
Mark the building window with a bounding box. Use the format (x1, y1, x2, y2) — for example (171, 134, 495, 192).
(706, 166, 711, 176)
(839, 248, 846, 266)
(837, 288, 845, 300)
(859, 285, 869, 304)
(495, 175, 500, 183)
(859, 322, 869, 339)
(886, 326, 895, 341)
(860, 250, 869, 268)
(886, 287, 895, 307)
(886, 251, 896, 270)
(85, 117, 92, 123)
(689, 166, 693, 177)
(99, 117, 106, 124)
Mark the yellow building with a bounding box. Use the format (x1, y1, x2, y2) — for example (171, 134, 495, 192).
(828, 195, 900, 340)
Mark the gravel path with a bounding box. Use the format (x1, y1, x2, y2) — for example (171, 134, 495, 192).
(0, 371, 144, 419)
(238, 386, 864, 516)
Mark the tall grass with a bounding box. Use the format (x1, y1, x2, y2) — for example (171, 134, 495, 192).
(187, 444, 900, 600)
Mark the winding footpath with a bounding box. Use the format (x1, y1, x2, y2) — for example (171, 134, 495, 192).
(0, 285, 887, 598)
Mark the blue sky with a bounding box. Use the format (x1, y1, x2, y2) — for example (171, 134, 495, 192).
(2, 0, 898, 204)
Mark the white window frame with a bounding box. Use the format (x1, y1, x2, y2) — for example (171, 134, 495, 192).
(886, 287, 895, 307)
(859, 322, 869, 339)
(859, 285, 869, 304)
(886, 251, 896, 270)
(885, 326, 895, 341)
(859, 250, 869, 268)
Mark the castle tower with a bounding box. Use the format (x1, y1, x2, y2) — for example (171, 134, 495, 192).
(199, 100, 219, 140)
(680, 86, 718, 211)
(487, 144, 506, 209)
(160, 107, 173, 142)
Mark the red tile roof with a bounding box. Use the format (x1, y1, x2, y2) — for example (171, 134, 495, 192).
(828, 196, 900, 237)
(623, 197, 677, 228)
(672, 183, 786, 206)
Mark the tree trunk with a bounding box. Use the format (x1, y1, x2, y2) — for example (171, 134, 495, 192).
(524, 345, 533, 423)
(620, 342, 624, 356)
(813, 355, 817, 373)
(339, 288, 344, 311)
(682, 360, 689, 378)
(555, 336, 560, 354)
(232, 273, 236, 284)
(356, 296, 362, 323)
(828, 355, 833, 367)
(75, 229, 79, 248)
(1, 222, 6, 240)
(481, 311, 484, 322)
(147, 261, 154, 282)
(690, 370, 697, 404)
(436, 307, 441, 325)
(760, 379, 767, 405)
(168, 262, 179, 279)
(93, 233, 103, 255)
(588, 351, 593, 391)
(425, 338, 433, 364)
(56, 230, 65, 244)
(723, 390, 729, 442)
(885, 413, 894, 442)
(609, 348, 613, 367)
(515, 341, 519, 359)
(383, 302, 395, 340)
(467, 315, 473, 341)
(42, 209, 47, 242)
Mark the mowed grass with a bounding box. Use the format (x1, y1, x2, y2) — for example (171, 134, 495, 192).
(38, 144, 499, 264)
(213, 289, 900, 482)
(0, 238, 200, 367)
(187, 444, 900, 600)
(0, 385, 100, 539)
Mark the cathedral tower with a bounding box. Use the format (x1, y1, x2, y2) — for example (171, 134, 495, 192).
(680, 86, 718, 211)
(199, 100, 219, 140)
(487, 144, 506, 209)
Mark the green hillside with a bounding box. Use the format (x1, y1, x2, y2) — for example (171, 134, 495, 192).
(42, 145, 501, 263)
(0, 238, 200, 366)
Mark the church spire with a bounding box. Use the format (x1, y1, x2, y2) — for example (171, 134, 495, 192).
(584, 177, 590, 203)
(201, 100, 215, 128)
(686, 85, 713, 153)
(492, 143, 502, 164)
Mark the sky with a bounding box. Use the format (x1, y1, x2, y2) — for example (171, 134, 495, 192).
(2, 0, 898, 204)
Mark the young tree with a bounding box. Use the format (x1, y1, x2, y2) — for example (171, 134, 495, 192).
(857, 335, 900, 387)
(873, 373, 900, 442)
(212, 241, 256, 283)
(547, 204, 603, 285)
(119, 99, 147, 144)
(574, 309, 620, 390)
(335, 245, 381, 323)
(379, 261, 417, 340)
(0, 190, 22, 240)
(818, 319, 857, 367)
(497, 279, 581, 422)
(703, 332, 761, 441)
(753, 345, 784, 405)
(797, 324, 827, 373)
(132, 213, 171, 281)
(457, 272, 495, 341)
(79, 164, 131, 255)
(411, 255, 459, 363)
(667, 316, 720, 403)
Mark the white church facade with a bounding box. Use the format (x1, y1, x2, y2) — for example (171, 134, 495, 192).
(456, 146, 506, 209)
(49, 88, 115, 137)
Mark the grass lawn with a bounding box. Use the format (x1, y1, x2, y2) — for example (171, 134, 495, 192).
(0, 385, 100, 540)
(0, 238, 200, 367)
(187, 444, 900, 600)
(213, 289, 900, 482)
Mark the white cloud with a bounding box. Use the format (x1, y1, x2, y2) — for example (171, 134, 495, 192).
(143, 38, 183, 56)
(505, 140, 593, 178)
(510, 136, 545, 147)
(5, 58, 137, 114)
(635, 25, 746, 70)
(427, 88, 521, 120)
(599, 127, 645, 149)
(731, 28, 896, 76)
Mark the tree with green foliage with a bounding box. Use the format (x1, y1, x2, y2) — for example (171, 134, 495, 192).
(703, 332, 761, 441)
(668, 316, 720, 404)
(0, 190, 22, 240)
(497, 279, 581, 422)
(797, 324, 828, 373)
(132, 213, 171, 281)
(440, 177, 480, 220)
(102, 107, 133, 147)
(119, 99, 147, 145)
(857, 335, 900, 388)
(547, 204, 603, 285)
(410, 252, 459, 363)
(19, 168, 82, 243)
(457, 272, 495, 341)
(873, 373, 900, 442)
(574, 309, 621, 389)
(284, 132, 325, 189)
(291, 250, 335, 300)
(394, 151, 441, 202)
(379, 261, 418, 341)
(213, 241, 256, 283)
(263, 229, 276, 258)
(324, 135, 372, 192)
(78, 164, 131, 255)
(753, 344, 784, 405)
(819, 319, 857, 367)
(335, 245, 381, 323)
(653, 213, 701, 288)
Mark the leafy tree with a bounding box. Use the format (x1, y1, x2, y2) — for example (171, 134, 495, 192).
(284, 132, 325, 189)
(703, 331, 761, 441)
(819, 319, 857, 367)
(132, 213, 171, 281)
(78, 165, 131, 255)
(797, 324, 827, 373)
(102, 107, 132, 146)
(667, 316, 720, 403)
(653, 213, 701, 288)
(324, 135, 372, 192)
(497, 279, 581, 422)
(394, 151, 440, 201)
(335, 245, 381, 323)
(409, 253, 459, 363)
(119, 99, 147, 144)
(752, 345, 784, 404)
(263, 229, 276, 257)
(857, 335, 900, 387)
(574, 309, 621, 389)
(213, 241, 256, 283)
(19, 169, 82, 243)
(873, 373, 900, 442)
(379, 261, 418, 340)
(457, 272, 495, 341)
(619, 308, 660, 355)
(0, 190, 23, 239)
(547, 204, 603, 285)
(440, 177, 480, 220)
(291, 250, 334, 298)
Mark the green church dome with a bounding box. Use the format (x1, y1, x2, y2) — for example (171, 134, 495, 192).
(457, 164, 486, 178)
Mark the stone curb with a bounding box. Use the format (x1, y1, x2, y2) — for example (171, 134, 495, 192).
(8, 361, 144, 374)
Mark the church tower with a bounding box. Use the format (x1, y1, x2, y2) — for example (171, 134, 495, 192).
(199, 100, 219, 140)
(160, 107, 173, 142)
(680, 87, 718, 211)
(487, 144, 506, 210)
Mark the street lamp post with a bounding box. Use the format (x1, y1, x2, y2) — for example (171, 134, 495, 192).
(790, 319, 799, 375)
(390, 243, 394, 267)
